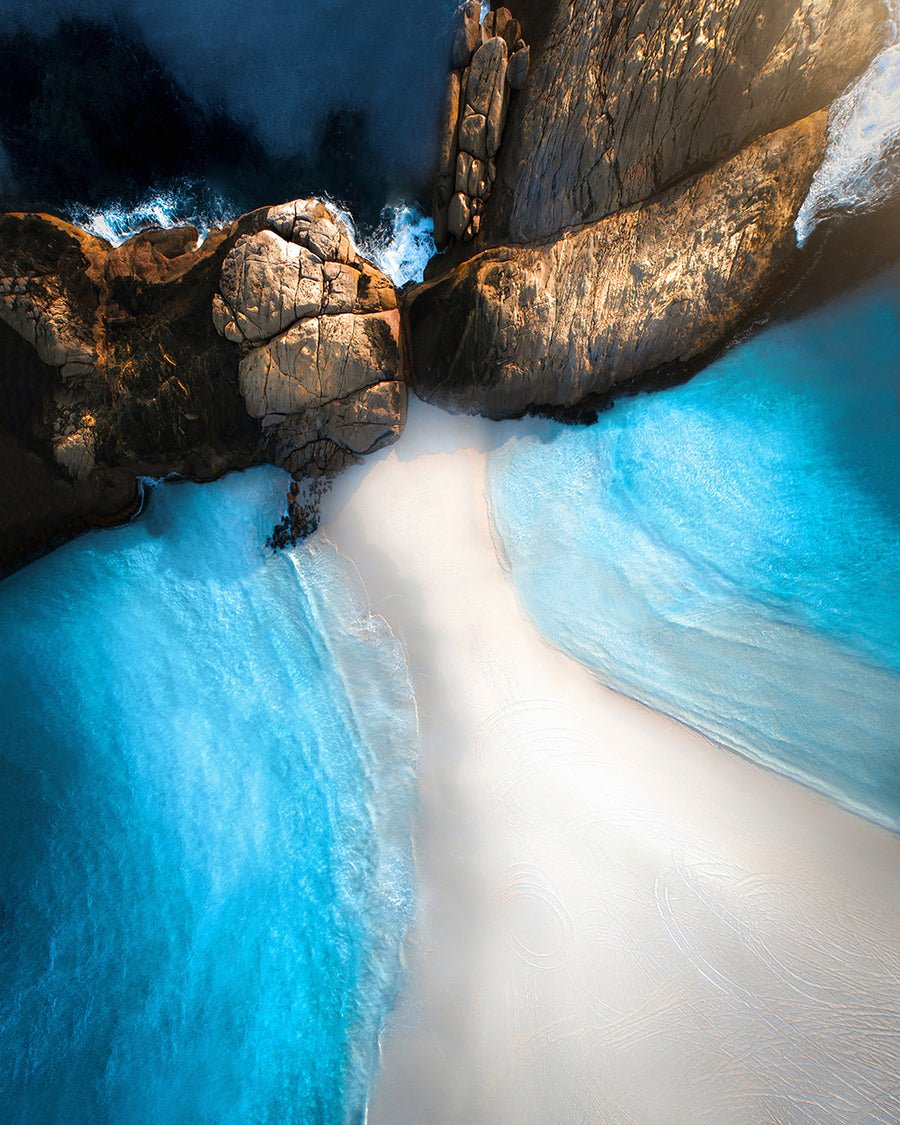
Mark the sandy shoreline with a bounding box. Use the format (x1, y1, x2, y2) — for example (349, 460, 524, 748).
(322, 399, 900, 1125)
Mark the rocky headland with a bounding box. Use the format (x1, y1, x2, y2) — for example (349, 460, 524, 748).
(0, 202, 403, 570)
(409, 0, 887, 414)
(0, 0, 894, 573)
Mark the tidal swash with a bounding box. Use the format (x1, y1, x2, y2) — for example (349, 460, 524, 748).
(0, 469, 417, 1123)
(487, 266, 900, 830)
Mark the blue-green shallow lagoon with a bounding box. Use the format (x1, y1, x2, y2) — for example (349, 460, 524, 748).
(0, 467, 417, 1124)
(488, 266, 900, 830)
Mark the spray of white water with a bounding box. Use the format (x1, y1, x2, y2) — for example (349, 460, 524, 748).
(796, 1, 900, 243)
(67, 183, 239, 246)
(359, 204, 437, 287)
(65, 186, 436, 287)
(294, 199, 436, 287)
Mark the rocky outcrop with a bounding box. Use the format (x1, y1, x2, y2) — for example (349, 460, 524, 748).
(408, 0, 885, 419)
(0, 213, 255, 571)
(0, 200, 404, 574)
(409, 111, 827, 416)
(212, 199, 404, 477)
(0, 0, 887, 571)
(433, 4, 529, 248)
(485, 0, 885, 244)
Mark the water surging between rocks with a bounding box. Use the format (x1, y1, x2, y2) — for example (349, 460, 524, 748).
(0, 467, 418, 1124)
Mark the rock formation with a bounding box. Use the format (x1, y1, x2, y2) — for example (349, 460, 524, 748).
(0, 0, 889, 572)
(433, 4, 529, 248)
(410, 0, 886, 415)
(409, 112, 827, 416)
(0, 201, 404, 574)
(485, 0, 886, 243)
(212, 199, 404, 478)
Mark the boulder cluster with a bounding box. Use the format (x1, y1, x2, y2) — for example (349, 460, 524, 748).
(433, 3, 529, 249)
(0, 201, 406, 572)
(0, 0, 890, 574)
(212, 200, 405, 476)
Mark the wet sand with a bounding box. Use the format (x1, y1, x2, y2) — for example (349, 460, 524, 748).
(322, 398, 900, 1125)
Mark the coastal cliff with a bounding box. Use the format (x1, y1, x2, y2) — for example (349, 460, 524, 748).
(486, 0, 884, 242)
(409, 0, 887, 416)
(409, 112, 827, 416)
(0, 0, 892, 571)
(0, 203, 403, 571)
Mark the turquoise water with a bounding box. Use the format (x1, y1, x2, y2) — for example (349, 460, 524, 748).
(0, 467, 418, 1124)
(487, 267, 900, 829)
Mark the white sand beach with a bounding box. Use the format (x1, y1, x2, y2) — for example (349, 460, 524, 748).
(322, 399, 900, 1125)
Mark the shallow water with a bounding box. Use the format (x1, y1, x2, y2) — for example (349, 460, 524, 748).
(487, 267, 900, 829)
(0, 467, 418, 1124)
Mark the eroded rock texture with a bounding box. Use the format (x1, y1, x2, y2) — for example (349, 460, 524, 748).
(0, 214, 256, 571)
(0, 200, 404, 573)
(410, 112, 827, 415)
(433, 4, 529, 248)
(212, 200, 405, 477)
(487, 0, 885, 242)
(411, 0, 884, 416)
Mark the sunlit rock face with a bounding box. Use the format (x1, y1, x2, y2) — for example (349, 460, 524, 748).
(0, 212, 255, 573)
(433, 4, 530, 250)
(408, 111, 827, 416)
(0, 199, 405, 572)
(487, 0, 886, 243)
(213, 199, 406, 477)
(407, 0, 886, 420)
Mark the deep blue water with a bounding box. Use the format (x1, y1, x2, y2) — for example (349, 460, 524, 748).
(487, 267, 900, 830)
(0, 468, 418, 1124)
(0, 1, 456, 228)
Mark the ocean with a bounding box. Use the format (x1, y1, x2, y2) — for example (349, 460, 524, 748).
(0, 0, 898, 1119)
(487, 265, 900, 829)
(0, 468, 418, 1123)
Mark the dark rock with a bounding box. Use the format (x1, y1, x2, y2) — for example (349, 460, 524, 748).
(507, 46, 530, 91)
(451, 1, 482, 68)
(434, 19, 525, 248)
(0, 210, 259, 573)
(0, 199, 405, 575)
(267, 477, 331, 549)
(433, 70, 464, 249)
(448, 192, 473, 240)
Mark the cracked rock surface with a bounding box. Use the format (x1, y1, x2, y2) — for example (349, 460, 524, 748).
(0, 200, 404, 573)
(0, 213, 255, 572)
(409, 0, 886, 418)
(409, 112, 828, 416)
(212, 200, 405, 477)
(486, 0, 884, 243)
(433, 4, 529, 248)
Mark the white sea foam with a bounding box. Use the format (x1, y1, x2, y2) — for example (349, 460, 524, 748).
(360, 203, 437, 287)
(66, 183, 239, 246)
(796, 1, 900, 242)
(66, 186, 436, 290)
